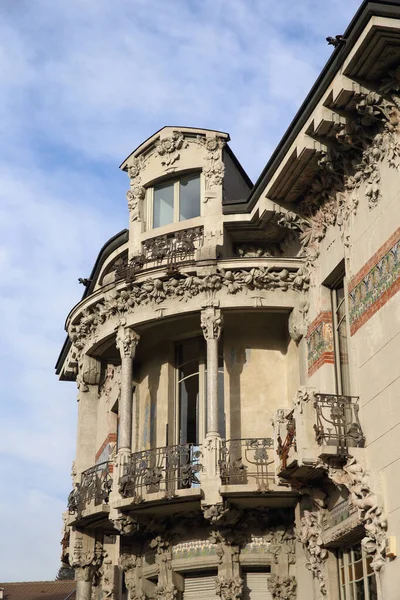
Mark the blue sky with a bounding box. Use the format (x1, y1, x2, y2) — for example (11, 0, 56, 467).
(0, 0, 361, 581)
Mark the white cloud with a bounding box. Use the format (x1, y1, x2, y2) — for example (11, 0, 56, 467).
(0, 0, 361, 581)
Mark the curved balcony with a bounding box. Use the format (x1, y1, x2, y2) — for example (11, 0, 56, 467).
(67, 461, 113, 523)
(117, 443, 203, 508)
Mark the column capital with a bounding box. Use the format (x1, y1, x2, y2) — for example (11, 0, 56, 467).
(116, 326, 140, 359)
(201, 306, 223, 341)
(70, 539, 103, 581)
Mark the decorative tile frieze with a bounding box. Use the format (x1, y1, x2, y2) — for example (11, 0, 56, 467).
(95, 433, 117, 463)
(306, 312, 334, 376)
(348, 227, 400, 335)
(172, 539, 217, 559)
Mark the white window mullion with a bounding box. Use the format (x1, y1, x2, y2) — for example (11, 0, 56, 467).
(174, 180, 180, 223)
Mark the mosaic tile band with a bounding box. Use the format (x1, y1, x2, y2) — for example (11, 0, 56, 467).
(349, 227, 400, 335)
(306, 311, 334, 376)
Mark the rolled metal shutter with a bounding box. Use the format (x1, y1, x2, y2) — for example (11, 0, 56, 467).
(183, 572, 219, 600)
(242, 571, 272, 600)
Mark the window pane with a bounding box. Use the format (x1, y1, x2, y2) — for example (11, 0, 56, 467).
(368, 574, 378, 600)
(178, 341, 200, 445)
(154, 181, 174, 228)
(335, 284, 351, 395)
(179, 174, 200, 221)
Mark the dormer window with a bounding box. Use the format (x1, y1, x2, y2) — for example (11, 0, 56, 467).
(150, 173, 201, 229)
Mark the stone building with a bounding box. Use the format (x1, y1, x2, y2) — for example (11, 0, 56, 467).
(57, 1, 400, 598)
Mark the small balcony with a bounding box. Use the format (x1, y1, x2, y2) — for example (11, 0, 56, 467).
(67, 461, 113, 522)
(219, 438, 277, 494)
(117, 443, 203, 506)
(276, 393, 365, 480)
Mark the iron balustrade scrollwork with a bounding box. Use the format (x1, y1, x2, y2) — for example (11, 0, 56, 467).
(313, 393, 365, 455)
(277, 410, 296, 470)
(116, 226, 204, 280)
(67, 461, 113, 519)
(118, 443, 203, 500)
(219, 438, 275, 491)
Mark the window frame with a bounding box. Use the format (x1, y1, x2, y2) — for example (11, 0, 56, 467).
(174, 337, 225, 446)
(146, 171, 202, 231)
(330, 272, 352, 396)
(338, 543, 377, 600)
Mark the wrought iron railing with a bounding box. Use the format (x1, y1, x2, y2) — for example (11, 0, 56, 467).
(313, 393, 365, 455)
(219, 438, 275, 491)
(277, 411, 296, 470)
(67, 461, 113, 519)
(118, 443, 202, 500)
(116, 226, 204, 280)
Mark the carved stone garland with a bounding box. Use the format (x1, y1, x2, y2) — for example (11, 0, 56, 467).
(127, 157, 146, 223)
(70, 539, 103, 583)
(267, 575, 297, 600)
(119, 553, 145, 600)
(68, 266, 310, 351)
(150, 536, 178, 600)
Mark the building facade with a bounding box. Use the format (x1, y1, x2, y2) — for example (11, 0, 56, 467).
(57, 2, 400, 598)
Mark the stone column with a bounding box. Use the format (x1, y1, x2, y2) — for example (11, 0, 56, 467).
(116, 325, 140, 455)
(201, 305, 223, 436)
(201, 306, 223, 508)
(71, 535, 103, 600)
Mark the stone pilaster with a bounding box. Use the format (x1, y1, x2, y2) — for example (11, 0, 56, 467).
(75, 355, 101, 474)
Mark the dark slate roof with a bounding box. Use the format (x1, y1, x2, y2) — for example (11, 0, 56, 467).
(0, 581, 76, 600)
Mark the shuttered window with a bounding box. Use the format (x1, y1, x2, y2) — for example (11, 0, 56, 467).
(242, 571, 272, 600)
(183, 572, 219, 600)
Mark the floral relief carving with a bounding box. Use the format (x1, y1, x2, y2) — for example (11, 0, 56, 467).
(215, 576, 243, 600)
(100, 551, 115, 598)
(119, 554, 145, 600)
(199, 135, 226, 200)
(126, 156, 146, 222)
(116, 325, 140, 359)
(267, 575, 297, 600)
(155, 132, 186, 168)
(68, 266, 310, 349)
(297, 510, 328, 596)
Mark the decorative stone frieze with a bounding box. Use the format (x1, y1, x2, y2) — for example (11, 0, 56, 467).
(297, 510, 328, 596)
(68, 266, 310, 349)
(267, 575, 297, 600)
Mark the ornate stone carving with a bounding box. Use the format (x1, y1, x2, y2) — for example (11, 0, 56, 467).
(126, 156, 147, 222)
(288, 297, 309, 343)
(155, 584, 177, 600)
(324, 456, 387, 571)
(113, 513, 140, 535)
(100, 551, 115, 598)
(215, 576, 243, 600)
(267, 575, 297, 600)
(69, 266, 310, 349)
(70, 539, 103, 582)
(199, 136, 226, 200)
(297, 510, 328, 595)
(116, 325, 140, 359)
(127, 187, 145, 222)
(201, 306, 222, 340)
(155, 132, 186, 167)
(203, 503, 229, 523)
(119, 554, 145, 600)
(235, 243, 280, 258)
